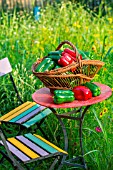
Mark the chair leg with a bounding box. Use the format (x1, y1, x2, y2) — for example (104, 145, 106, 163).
(48, 157, 59, 170)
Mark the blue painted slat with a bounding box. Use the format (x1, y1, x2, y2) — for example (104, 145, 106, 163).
(9, 104, 40, 122)
(16, 135, 49, 156)
(24, 133, 58, 154)
(23, 108, 51, 128)
(16, 105, 45, 124)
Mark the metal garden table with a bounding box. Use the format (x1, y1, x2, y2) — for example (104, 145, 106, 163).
(32, 82, 112, 169)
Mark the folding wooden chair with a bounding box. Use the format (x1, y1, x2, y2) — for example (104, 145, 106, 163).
(0, 57, 68, 169)
(0, 57, 52, 138)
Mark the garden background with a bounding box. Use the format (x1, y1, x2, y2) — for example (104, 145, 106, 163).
(0, 0, 113, 169)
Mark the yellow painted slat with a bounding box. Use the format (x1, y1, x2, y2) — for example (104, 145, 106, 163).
(0, 101, 31, 121)
(34, 134, 68, 155)
(8, 138, 40, 159)
(2, 102, 36, 122)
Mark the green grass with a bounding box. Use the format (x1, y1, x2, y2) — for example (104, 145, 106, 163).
(0, 1, 113, 170)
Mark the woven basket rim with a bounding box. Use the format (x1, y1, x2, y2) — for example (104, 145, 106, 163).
(32, 59, 104, 75)
(33, 73, 93, 79)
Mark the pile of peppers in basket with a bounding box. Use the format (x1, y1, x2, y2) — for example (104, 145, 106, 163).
(35, 48, 89, 73)
(53, 82, 101, 104)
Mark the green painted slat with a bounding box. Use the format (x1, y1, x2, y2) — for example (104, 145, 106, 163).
(22, 108, 51, 128)
(25, 133, 58, 154)
(9, 104, 40, 122)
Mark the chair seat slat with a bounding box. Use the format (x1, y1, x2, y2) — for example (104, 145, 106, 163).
(34, 134, 68, 154)
(7, 137, 40, 159)
(0, 101, 31, 121)
(9, 104, 40, 123)
(3, 103, 37, 122)
(0, 140, 30, 162)
(25, 133, 61, 154)
(16, 105, 45, 124)
(23, 108, 52, 128)
(16, 135, 49, 156)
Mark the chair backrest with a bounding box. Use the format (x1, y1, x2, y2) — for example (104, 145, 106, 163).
(0, 57, 12, 77)
(0, 57, 23, 103)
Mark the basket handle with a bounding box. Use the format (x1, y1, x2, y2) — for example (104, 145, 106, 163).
(55, 40, 82, 66)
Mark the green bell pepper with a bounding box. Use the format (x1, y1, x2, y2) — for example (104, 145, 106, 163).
(84, 82, 101, 96)
(35, 58, 52, 72)
(54, 65, 61, 69)
(41, 60, 55, 72)
(54, 90, 75, 104)
(48, 54, 61, 62)
(48, 50, 62, 56)
(54, 89, 74, 96)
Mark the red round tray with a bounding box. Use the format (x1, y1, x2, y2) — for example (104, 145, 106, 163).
(32, 82, 112, 109)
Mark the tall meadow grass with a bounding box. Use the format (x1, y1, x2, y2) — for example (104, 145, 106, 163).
(0, 1, 113, 169)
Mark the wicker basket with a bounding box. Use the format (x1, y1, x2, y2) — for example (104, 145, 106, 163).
(32, 40, 104, 90)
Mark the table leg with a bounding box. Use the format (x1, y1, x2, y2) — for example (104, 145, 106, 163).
(50, 108, 68, 170)
(79, 105, 90, 169)
(58, 106, 90, 169)
(50, 105, 90, 169)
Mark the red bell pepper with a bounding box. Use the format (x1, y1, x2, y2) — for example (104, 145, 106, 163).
(72, 85, 92, 101)
(63, 48, 82, 61)
(64, 48, 76, 57)
(58, 53, 74, 67)
(62, 52, 76, 61)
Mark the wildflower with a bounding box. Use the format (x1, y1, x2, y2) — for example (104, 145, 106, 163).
(110, 36, 113, 40)
(73, 22, 81, 28)
(100, 112, 103, 118)
(108, 17, 113, 24)
(100, 107, 108, 118)
(65, 27, 69, 33)
(12, 45, 15, 50)
(93, 34, 100, 38)
(40, 46, 44, 52)
(92, 45, 97, 52)
(85, 26, 88, 30)
(103, 107, 108, 113)
(95, 127, 102, 133)
(94, 74, 99, 79)
(103, 68, 107, 71)
(112, 88, 113, 92)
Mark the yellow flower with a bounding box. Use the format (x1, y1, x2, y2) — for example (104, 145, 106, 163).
(103, 107, 108, 113)
(110, 36, 113, 39)
(108, 30, 113, 34)
(100, 112, 103, 118)
(95, 74, 99, 78)
(40, 46, 44, 52)
(108, 17, 113, 24)
(12, 45, 14, 50)
(93, 34, 100, 38)
(92, 45, 97, 52)
(112, 88, 113, 92)
(73, 22, 81, 28)
(100, 107, 108, 118)
(65, 27, 69, 33)
(85, 26, 88, 30)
